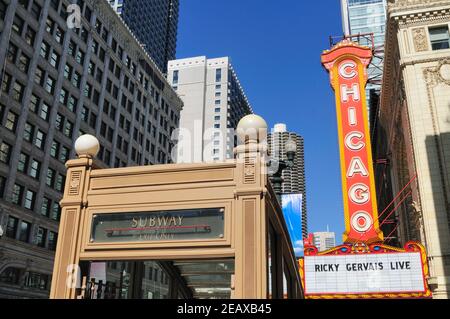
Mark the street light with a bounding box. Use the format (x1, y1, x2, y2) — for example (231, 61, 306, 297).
(269, 137, 297, 203)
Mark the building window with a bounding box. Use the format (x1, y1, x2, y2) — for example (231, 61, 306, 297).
(172, 70, 179, 84)
(30, 159, 41, 179)
(29, 94, 40, 112)
(39, 102, 50, 121)
(76, 49, 85, 65)
(0, 267, 21, 285)
(24, 26, 36, 47)
(51, 202, 60, 221)
(24, 122, 35, 142)
(216, 68, 222, 82)
(23, 272, 49, 290)
(45, 76, 56, 94)
(1, 72, 11, 93)
(40, 40, 51, 59)
(0, 175, 5, 197)
(55, 174, 65, 192)
(50, 140, 59, 158)
(41, 197, 51, 217)
(17, 152, 29, 173)
(48, 231, 58, 250)
(50, 51, 60, 68)
(0, 142, 12, 164)
(35, 130, 46, 149)
(54, 26, 64, 44)
(12, 15, 25, 36)
(72, 72, 81, 88)
(5, 216, 19, 239)
(18, 220, 31, 242)
(5, 111, 18, 132)
(429, 26, 450, 50)
(60, 146, 69, 163)
(7, 42, 18, 64)
(35, 67, 45, 86)
(17, 53, 30, 73)
(68, 95, 77, 112)
(46, 168, 55, 187)
(36, 227, 47, 248)
(64, 63, 72, 79)
(64, 120, 73, 138)
(12, 184, 24, 205)
(24, 189, 36, 210)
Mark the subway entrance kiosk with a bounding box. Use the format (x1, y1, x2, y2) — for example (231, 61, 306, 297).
(50, 115, 303, 299)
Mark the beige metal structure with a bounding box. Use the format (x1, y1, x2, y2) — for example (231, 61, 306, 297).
(49, 118, 303, 299)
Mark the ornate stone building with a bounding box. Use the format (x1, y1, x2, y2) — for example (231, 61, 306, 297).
(375, 0, 450, 298)
(0, 0, 182, 298)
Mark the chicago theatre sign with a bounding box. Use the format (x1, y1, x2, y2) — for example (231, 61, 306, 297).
(322, 40, 382, 244)
(299, 40, 432, 299)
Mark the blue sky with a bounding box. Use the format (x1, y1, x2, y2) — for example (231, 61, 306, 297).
(176, 0, 345, 243)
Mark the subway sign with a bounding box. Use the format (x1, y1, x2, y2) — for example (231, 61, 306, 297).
(322, 41, 383, 244)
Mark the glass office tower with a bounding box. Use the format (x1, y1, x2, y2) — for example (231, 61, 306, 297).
(341, 0, 387, 121)
(109, 0, 179, 73)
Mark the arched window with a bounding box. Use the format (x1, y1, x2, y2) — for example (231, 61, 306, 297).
(0, 267, 22, 285)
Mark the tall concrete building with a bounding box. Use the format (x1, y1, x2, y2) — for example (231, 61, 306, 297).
(341, 0, 387, 120)
(268, 124, 307, 238)
(374, 0, 450, 298)
(167, 56, 252, 163)
(0, 0, 182, 298)
(309, 232, 336, 252)
(108, 0, 179, 73)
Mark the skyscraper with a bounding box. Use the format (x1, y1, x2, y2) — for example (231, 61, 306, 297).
(340, 0, 387, 120)
(109, 0, 179, 73)
(167, 56, 253, 163)
(268, 124, 307, 238)
(0, 0, 182, 298)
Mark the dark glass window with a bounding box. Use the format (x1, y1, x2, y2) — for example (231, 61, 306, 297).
(17, 152, 29, 173)
(41, 197, 51, 217)
(0, 267, 21, 285)
(24, 272, 49, 290)
(35, 130, 46, 149)
(0, 142, 12, 164)
(30, 159, 41, 179)
(12, 15, 24, 35)
(6, 216, 18, 238)
(24, 122, 34, 142)
(18, 220, 31, 242)
(36, 227, 47, 248)
(48, 231, 58, 250)
(24, 189, 36, 210)
(11, 184, 24, 205)
(51, 202, 60, 221)
(430, 26, 450, 50)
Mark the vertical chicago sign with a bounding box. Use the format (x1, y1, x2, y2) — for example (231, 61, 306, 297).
(321, 40, 383, 244)
(298, 40, 431, 299)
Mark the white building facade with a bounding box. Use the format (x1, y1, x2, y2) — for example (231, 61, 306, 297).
(167, 57, 252, 163)
(377, 0, 450, 298)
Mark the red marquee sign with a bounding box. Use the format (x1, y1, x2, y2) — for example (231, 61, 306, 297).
(322, 41, 383, 244)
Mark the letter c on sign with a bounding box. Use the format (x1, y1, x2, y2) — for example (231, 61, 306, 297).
(339, 61, 357, 79)
(345, 131, 365, 151)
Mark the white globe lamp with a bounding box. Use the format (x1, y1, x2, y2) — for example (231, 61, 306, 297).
(74, 134, 100, 158)
(236, 114, 268, 145)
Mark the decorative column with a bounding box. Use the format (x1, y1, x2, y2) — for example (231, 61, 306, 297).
(233, 114, 269, 299)
(50, 135, 100, 299)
